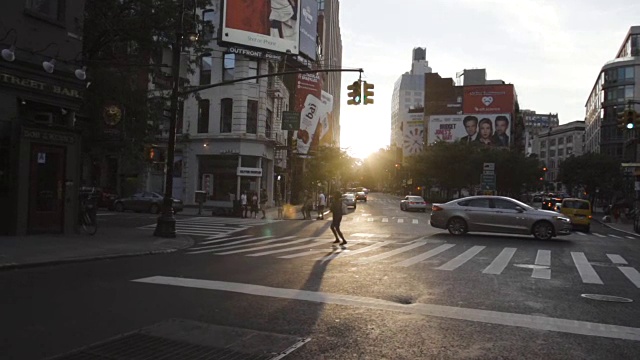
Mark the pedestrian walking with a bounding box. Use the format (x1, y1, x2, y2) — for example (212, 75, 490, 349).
(241, 191, 248, 218)
(329, 191, 347, 246)
(317, 191, 326, 220)
(304, 193, 312, 220)
(251, 192, 259, 218)
(259, 189, 267, 219)
(276, 195, 284, 220)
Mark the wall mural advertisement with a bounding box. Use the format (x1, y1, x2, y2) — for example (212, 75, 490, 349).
(298, 0, 318, 60)
(462, 84, 515, 114)
(222, 0, 301, 55)
(428, 114, 511, 148)
(402, 113, 425, 157)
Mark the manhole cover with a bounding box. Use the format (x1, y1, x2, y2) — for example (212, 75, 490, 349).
(514, 264, 550, 270)
(581, 294, 633, 303)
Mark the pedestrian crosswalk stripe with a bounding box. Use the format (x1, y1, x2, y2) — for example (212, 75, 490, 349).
(279, 249, 333, 259)
(593, 233, 606, 238)
(619, 266, 640, 288)
(483, 247, 517, 275)
(316, 241, 391, 262)
(398, 219, 404, 223)
(382, 218, 389, 223)
(607, 254, 628, 264)
(367, 218, 374, 222)
(436, 246, 486, 271)
(189, 235, 281, 252)
(626, 236, 636, 240)
(199, 234, 253, 244)
(248, 240, 358, 257)
(358, 241, 427, 264)
(609, 234, 621, 238)
(216, 237, 318, 255)
(412, 219, 419, 224)
(575, 232, 586, 236)
(532, 250, 551, 279)
(395, 243, 456, 268)
(571, 252, 603, 284)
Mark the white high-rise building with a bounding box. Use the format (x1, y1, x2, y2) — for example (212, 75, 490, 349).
(390, 48, 432, 149)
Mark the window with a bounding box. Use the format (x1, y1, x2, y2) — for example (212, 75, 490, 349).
(223, 53, 235, 81)
(220, 98, 232, 133)
(202, 9, 216, 42)
(200, 56, 212, 85)
(540, 140, 546, 147)
(405, 91, 411, 96)
(26, 0, 65, 21)
(266, 109, 273, 139)
(267, 62, 276, 88)
(550, 139, 556, 146)
(550, 149, 556, 157)
(493, 199, 520, 210)
(247, 60, 258, 83)
(246, 100, 258, 134)
(558, 148, 564, 156)
(558, 137, 564, 145)
(540, 151, 546, 158)
(566, 136, 573, 144)
(197, 99, 209, 133)
(468, 198, 491, 208)
(567, 147, 573, 155)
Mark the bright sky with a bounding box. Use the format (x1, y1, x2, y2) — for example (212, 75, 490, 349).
(338, 0, 640, 160)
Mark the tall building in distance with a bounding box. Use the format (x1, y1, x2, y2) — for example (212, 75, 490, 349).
(391, 47, 432, 150)
(585, 26, 640, 160)
(521, 110, 560, 156)
(318, 0, 343, 147)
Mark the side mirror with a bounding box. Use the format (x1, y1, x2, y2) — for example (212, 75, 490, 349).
(514, 206, 525, 213)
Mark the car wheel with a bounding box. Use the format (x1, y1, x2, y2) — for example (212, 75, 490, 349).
(114, 202, 124, 212)
(532, 221, 554, 240)
(447, 217, 467, 235)
(149, 204, 160, 214)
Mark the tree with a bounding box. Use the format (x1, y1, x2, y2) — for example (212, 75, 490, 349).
(558, 153, 624, 202)
(304, 146, 355, 193)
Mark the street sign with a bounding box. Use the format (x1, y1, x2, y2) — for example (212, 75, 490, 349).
(282, 111, 301, 131)
(481, 173, 496, 190)
(483, 163, 495, 171)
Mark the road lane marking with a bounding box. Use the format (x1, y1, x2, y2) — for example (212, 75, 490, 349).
(626, 236, 636, 240)
(216, 237, 318, 255)
(357, 241, 428, 264)
(571, 252, 603, 285)
(316, 241, 391, 262)
(575, 232, 586, 236)
(190, 236, 282, 251)
(532, 250, 551, 279)
(609, 234, 622, 238)
(435, 246, 485, 271)
(132, 276, 640, 342)
(382, 218, 389, 223)
(200, 234, 253, 244)
(398, 219, 404, 223)
(412, 219, 419, 224)
(607, 254, 628, 264)
(593, 233, 606, 238)
(248, 241, 346, 257)
(483, 248, 517, 275)
(394, 244, 456, 267)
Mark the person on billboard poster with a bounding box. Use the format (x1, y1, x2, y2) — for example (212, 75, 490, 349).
(270, 0, 298, 40)
(474, 118, 496, 146)
(492, 115, 510, 147)
(460, 116, 479, 143)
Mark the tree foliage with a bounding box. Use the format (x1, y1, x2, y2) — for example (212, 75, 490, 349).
(303, 146, 356, 190)
(557, 153, 625, 201)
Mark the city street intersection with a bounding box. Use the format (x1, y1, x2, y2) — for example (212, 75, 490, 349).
(3, 193, 640, 359)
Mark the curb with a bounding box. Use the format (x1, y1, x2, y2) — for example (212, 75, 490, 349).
(594, 219, 638, 237)
(0, 235, 194, 272)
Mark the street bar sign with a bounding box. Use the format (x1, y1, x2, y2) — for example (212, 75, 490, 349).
(282, 111, 301, 131)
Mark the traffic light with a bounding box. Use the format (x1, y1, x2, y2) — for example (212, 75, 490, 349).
(363, 81, 374, 105)
(149, 147, 156, 161)
(542, 167, 547, 172)
(347, 81, 361, 105)
(625, 110, 635, 129)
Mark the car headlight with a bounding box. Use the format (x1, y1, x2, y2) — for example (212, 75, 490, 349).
(553, 216, 571, 223)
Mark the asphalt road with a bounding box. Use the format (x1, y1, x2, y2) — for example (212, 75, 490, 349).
(3, 193, 640, 359)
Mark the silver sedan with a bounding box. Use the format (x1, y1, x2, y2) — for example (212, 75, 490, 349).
(430, 196, 572, 240)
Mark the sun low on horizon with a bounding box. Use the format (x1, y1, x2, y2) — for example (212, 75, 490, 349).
(340, 110, 390, 161)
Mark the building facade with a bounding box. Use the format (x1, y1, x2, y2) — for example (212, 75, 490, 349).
(318, 0, 342, 147)
(0, 1, 86, 235)
(530, 121, 586, 192)
(522, 110, 560, 156)
(390, 47, 432, 149)
(585, 26, 640, 160)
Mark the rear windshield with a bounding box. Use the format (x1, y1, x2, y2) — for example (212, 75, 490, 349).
(563, 200, 590, 210)
(408, 196, 424, 201)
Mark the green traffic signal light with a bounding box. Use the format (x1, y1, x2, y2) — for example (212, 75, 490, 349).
(347, 81, 361, 105)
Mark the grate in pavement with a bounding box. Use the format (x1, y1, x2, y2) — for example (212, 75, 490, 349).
(47, 319, 310, 360)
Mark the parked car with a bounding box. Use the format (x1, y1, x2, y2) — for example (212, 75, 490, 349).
(341, 193, 356, 209)
(79, 187, 119, 210)
(113, 192, 184, 214)
(430, 196, 572, 240)
(400, 195, 427, 212)
(560, 198, 592, 232)
(355, 191, 367, 202)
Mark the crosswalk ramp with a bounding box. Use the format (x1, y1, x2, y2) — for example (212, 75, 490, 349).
(185, 234, 640, 289)
(138, 217, 281, 238)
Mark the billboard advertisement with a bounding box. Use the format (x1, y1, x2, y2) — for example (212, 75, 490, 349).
(222, 0, 301, 55)
(299, 0, 318, 60)
(428, 114, 511, 148)
(463, 85, 515, 114)
(402, 113, 424, 157)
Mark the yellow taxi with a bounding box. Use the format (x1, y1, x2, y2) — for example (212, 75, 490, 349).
(560, 198, 592, 232)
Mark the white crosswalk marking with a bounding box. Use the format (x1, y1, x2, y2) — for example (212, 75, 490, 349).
(316, 241, 391, 261)
(398, 219, 404, 223)
(575, 232, 586, 236)
(626, 236, 636, 240)
(593, 233, 606, 238)
(608, 254, 640, 288)
(532, 250, 551, 279)
(279, 249, 334, 259)
(571, 252, 603, 284)
(412, 219, 419, 224)
(189, 236, 283, 252)
(216, 237, 318, 255)
(609, 234, 621, 238)
(139, 217, 278, 238)
(367, 218, 374, 222)
(483, 248, 517, 275)
(248, 240, 349, 257)
(394, 243, 456, 267)
(200, 234, 253, 244)
(382, 218, 389, 223)
(358, 241, 427, 264)
(436, 246, 485, 271)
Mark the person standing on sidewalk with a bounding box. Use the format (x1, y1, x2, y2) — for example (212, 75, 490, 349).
(317, 191, 326, 220)
(259, 189, 267, 219)
(241, 191, 248, 218)
(329, 192, 347, 246)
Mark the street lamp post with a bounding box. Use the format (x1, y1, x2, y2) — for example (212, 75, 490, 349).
(154, 1, 188, 238)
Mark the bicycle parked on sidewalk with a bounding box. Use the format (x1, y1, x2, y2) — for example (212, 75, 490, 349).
(79, 193, 98, 235)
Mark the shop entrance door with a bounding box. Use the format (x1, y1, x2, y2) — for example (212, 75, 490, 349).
(28, 144, 65, 234)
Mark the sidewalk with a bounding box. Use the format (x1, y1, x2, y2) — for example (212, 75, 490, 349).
(592, 209, 638, 236)
(180, 204, 329, 220)
(0, 225, 193, 271)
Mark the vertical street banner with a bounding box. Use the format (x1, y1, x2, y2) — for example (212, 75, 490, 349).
(294, 73, 323, 154)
